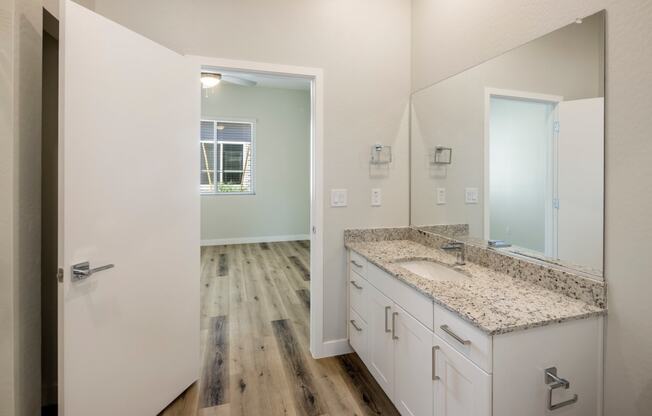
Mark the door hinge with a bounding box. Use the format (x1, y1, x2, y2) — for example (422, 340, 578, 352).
(553, 121, 560, 134)
(57, 268, 64, 283)
(553, 199, 560, 209)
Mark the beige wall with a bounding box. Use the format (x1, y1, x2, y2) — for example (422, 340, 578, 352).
(0, 0, 42, 415)
(412, 1, 652, 414)
(59, 0, 412, 343)
(201, 84, 310, 242)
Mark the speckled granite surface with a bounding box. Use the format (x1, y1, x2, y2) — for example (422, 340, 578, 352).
(344, 229, 606, 335)
(415, 224, 470, 237)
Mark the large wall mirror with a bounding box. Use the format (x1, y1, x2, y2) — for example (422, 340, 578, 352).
(410, 10, 605, 279)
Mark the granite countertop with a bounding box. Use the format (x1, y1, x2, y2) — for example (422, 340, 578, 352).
(345, 239, 606, 335)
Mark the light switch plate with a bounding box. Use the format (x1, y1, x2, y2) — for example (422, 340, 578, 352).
(371, 188, 382, 207)
(330, 189, 348, 207)
(465, 187, 479, 204)
(436, 188, 446, 205)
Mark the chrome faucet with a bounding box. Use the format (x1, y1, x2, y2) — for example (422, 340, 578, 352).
(441, 242, 466, 265)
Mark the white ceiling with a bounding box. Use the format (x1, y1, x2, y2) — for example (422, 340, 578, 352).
(203, 68, 311, 91)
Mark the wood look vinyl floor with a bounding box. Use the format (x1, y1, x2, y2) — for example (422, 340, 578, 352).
(159, 241, 399, 416)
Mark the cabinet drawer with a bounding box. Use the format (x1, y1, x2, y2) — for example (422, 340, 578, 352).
(349, 272, 368, 321)
(349, 308, 368, 362)
(434, 303, 493, 373)
(367, 263, 434, 330)
(349, 250, 367, 277)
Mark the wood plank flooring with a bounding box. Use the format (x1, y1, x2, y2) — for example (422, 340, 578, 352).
(159, 241, 399, 416)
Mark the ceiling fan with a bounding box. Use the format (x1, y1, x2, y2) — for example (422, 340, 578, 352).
(200, 71, 257, 88)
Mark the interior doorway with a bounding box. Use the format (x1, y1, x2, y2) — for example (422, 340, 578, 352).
(41, 8, 59, 415)
(157, 62, 329, 414)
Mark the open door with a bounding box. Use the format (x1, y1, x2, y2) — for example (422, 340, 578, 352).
(58, 1, 199, 415)
(557, 97, 604, 271)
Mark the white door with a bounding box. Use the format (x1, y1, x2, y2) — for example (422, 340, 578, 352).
(367, 284, 395, 398)
(59, 2, 199, 415)
(394, 305, 434, 416)
(557, 98, 604, 271)
(434, 335, 491, 416)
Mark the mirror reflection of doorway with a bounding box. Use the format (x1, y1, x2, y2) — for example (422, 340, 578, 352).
(487, 92, 604, 271)
(488, 95, 557, 255)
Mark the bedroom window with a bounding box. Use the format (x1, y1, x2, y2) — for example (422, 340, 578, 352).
(200, 120, 255, 194)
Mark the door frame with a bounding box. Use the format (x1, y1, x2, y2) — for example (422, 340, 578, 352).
(187, 56, 326, 358)
(483, 87, 563, 256)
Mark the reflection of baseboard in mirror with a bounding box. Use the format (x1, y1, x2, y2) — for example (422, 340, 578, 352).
(409, 10, 605, 279)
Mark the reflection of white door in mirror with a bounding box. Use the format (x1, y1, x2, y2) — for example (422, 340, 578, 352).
(557, 98, 604, 271)
(484, 91, 604, 272)
(485, 89, 562, 256)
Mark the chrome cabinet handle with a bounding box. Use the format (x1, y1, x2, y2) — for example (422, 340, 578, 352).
(545, 367, 578, 410)
(384, 306, 391, 333)
(432, 346, 440, 380)
(351, 260, 363, 268)
(350, 280, 363, 290)
(71, 261, 115, 282)
(350, 320, 363, 332)
(392, 312, 399, 340)
(440, 324, 471, 346)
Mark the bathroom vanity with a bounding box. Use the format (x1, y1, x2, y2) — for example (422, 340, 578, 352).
(345, 228, 605, 416)
(344, 10, 607, 416)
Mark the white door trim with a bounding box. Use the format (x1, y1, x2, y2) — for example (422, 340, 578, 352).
(186, 56, 326, 358)
(483, 87, 563, 254)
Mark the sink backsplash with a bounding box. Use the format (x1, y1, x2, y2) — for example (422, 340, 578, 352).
(344, 227, 606, 309)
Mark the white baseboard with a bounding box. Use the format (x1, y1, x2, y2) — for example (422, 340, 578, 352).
(201, 234, 310, 246)
(311, 338, 352, 359)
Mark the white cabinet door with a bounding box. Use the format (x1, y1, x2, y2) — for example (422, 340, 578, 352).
(434, 334, 491, 416)
(367, 284, 395, 398)
(394, 305, 435, 416)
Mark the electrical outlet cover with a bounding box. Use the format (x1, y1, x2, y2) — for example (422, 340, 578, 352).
(465, 187, 479, 204)
(436, 188, 446, 205)
(371, 188, 382, 207)
(330, 189, 348, 207)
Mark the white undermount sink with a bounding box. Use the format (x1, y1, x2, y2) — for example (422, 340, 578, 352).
(394, 260, 469, 282)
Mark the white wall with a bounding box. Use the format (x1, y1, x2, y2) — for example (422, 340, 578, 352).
(412, 1, 652, 414)
(200, 83, 310, 243)
(0, 0, 42, 415)
(53, 0, 412, 345)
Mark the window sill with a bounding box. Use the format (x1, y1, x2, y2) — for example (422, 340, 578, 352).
(201, 192, 256, 196)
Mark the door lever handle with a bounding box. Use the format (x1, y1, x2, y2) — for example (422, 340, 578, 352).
(71, 261, 115, 282)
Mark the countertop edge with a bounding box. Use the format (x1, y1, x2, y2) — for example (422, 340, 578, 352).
(346, 244, 607, 336)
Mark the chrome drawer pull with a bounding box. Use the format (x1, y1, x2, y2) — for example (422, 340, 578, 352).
(384, 306, 391, 333)
(350, 320, 363, 332)
(351, 260, 364, 268)
(440, 324, 471, 346)
(545, 367, 578, 410)
(432, 345, 440, 380)
(392, 312, 399, 340)
(350, 280, 363, 290)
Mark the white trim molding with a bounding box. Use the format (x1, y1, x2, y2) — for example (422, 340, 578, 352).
(201, 234, 310, 246)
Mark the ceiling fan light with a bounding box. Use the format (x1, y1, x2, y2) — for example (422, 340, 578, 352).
(200, 72, 221, 88)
